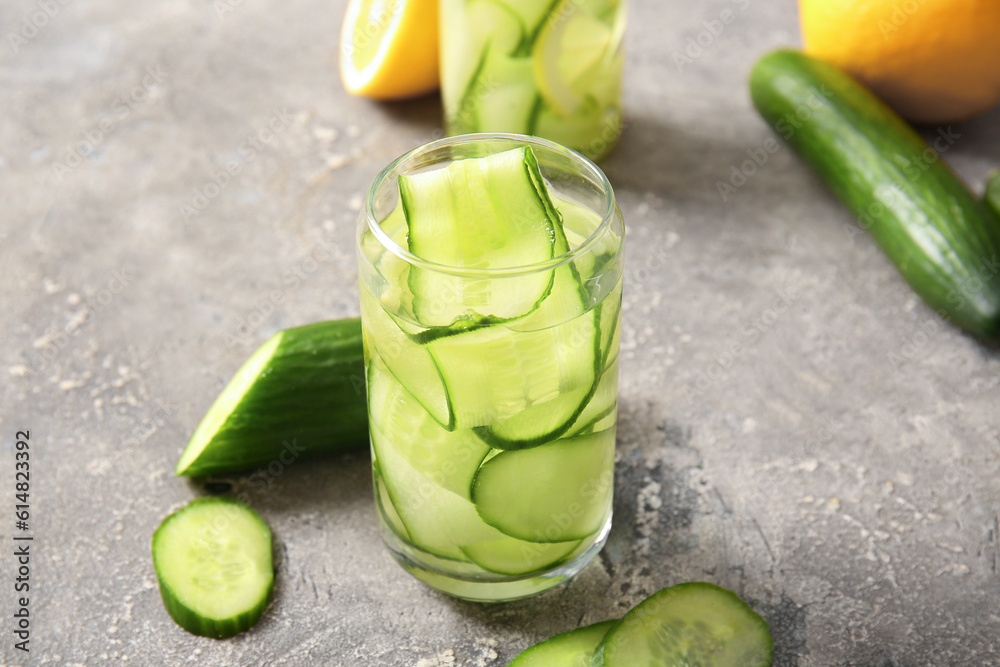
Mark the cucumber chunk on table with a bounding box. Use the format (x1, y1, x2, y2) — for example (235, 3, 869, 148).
(152, 497, 274, 638)
(471, 429, 614, 542)
(509, 619, 618, 666)
(175, 319, 368, 477)
(591, 582, 773, 666)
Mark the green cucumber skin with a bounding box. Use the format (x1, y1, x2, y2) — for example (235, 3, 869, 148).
(178, 319, 368, 477)
(152, 497, 274, 639)
(987, 170, 1000, 220)
(750, 50, 1000, 343)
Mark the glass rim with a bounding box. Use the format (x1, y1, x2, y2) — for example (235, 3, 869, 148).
(362, 133, 620, 278)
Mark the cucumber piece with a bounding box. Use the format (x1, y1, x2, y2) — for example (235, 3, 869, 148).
(368, 352, 490, 497)
(371, 414, 506, 559)
(566, 360, 617, 438)
(374, 460, 409, 541)
(368, 356, 505, 559)
(591, 582, 773, 667)
(361, 294, 455, 429)
(473, 48, 540, 134)
(442, 0, 524, 132)
(509, 620, 617, 666)
(429, 302, 597, 437)
(471, 429, 614, 542)
(176, 319, 367, 477)
(152, 497, 274, 639)
(750, 49, 1000, 343)
(460, 536, 580, 576)
(399, 146, 560, 328)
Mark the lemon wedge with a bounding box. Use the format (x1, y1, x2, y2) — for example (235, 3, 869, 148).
(340, 0, 440, 100)
(532, 1, 613, 117)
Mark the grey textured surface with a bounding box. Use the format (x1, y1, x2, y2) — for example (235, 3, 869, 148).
(2, 0, 1000, 665)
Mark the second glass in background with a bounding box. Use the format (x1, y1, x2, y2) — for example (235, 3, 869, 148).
(440, 0, 626, 160)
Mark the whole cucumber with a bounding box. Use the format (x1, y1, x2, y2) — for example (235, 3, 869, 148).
(750, 49, 1000, 343)
(176, 318, 368, 477)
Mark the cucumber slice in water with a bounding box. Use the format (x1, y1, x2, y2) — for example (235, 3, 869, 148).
(361, 293, 455, 429)
(152, 497, 274, 639)
(374, 460, 410, 541)
(533, 0, 613, 117)
(591, 582, 774, 667)
(368, 352, 490, 496)
(473, 47, 540, 134)
(472, 429, 614, 542)
(399, 146, 560, 328)
(368, 358, 506, 559)
(460, 536, 580, 576)
(509, 619, 618, 666)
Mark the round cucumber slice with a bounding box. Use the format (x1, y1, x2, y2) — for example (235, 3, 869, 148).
(509, 619, 618, 666)
(152, 497, 274, 639)
(460, 536, 580, 576)
(591, 582, 774, 667)
(471, 429, 614, 543)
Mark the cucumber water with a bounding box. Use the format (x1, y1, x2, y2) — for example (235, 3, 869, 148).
(357, 138, 624, 600)
(440, 0, 625, 160)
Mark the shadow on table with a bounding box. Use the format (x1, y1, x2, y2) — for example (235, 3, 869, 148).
(181, 448, 373, 517)
(434, 395, 808, 666)
(373, 92, 447, 137)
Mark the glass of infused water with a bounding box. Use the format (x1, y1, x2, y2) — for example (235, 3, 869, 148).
(356, 134, 624, 601)
(440, 0, 626, 160)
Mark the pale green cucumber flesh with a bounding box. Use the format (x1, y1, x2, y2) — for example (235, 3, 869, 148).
(152, 497, 274, 639)
(176, 319, 368, 477)
(368, 352, 489, 497)
(472, 429, 614, 542)
(400, 146, 559, 328)
(460, 536, 580, 576)
(368, 359, 505, 559)
(509, 619, 618, 666)
(361, 296, 455, 429)
(374, 460, 410, 541)
(592, 582, 773, 667)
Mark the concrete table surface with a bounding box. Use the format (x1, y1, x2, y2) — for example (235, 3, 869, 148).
(3, 0, 999, 664)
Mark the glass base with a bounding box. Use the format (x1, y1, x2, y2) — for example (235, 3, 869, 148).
(380, 514, 612, 603)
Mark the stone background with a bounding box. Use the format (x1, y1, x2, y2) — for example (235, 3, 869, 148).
(2, 0, 999, 664)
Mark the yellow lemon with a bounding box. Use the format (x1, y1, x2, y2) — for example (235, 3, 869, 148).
(799, 0, 1000, 124)
(340, 0, 439, 100)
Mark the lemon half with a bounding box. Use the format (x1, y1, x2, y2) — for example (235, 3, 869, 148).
(340, 0, 440, 100)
